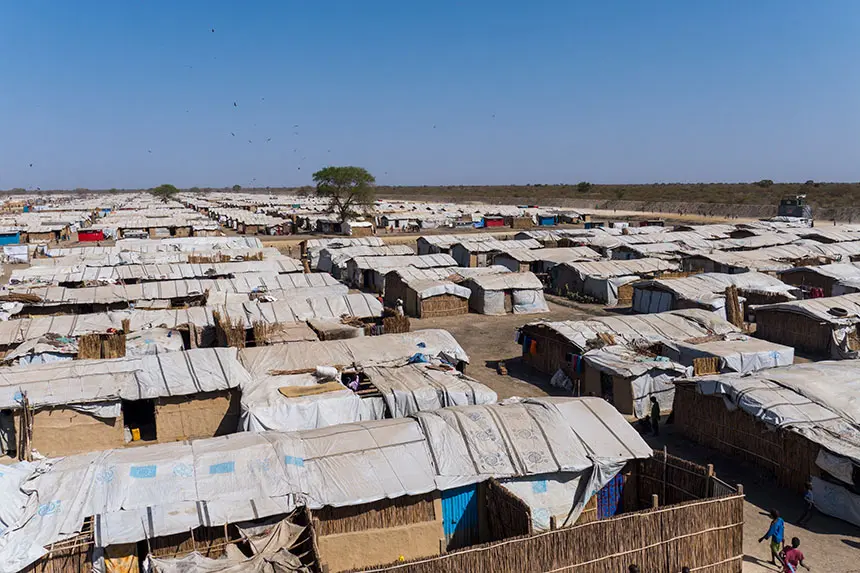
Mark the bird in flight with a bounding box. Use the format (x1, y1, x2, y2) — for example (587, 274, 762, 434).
(211, 28, 215, 33)
(233, 102, 237, 107)
(28, 163, 33, 167)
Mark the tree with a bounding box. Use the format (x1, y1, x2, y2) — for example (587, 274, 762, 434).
(232, 184, 242, 192)
(754, 179, 774, 188)
(188, 186, 201, 193)
(150, 183, 179, 203)
(577, 181, 593, 193)
(312, 166, 376, 223)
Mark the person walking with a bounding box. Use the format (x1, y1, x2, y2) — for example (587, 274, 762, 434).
(779, 537, 809, 572)
(650, 396, 660, 436)
(758, 509, 785, 566)
(797, 481, 815, 527)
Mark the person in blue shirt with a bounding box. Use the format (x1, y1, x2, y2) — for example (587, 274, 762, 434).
(758, 508, 785, 566)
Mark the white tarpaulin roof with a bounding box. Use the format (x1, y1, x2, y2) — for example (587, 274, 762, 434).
(755, 292, 860, 324)
(694, 361, 860, 488)
(9, 260, 303, 286)
(634, 272, 797, 308)
(523, 308, 739, 352)
(560, 258, 679, 279)
(0, 397, 650, 573)
(6, 273, 345, 305)
(239, 330, 470, 377)
(497, 247, 601, 264)
(0, 347, 249, 409)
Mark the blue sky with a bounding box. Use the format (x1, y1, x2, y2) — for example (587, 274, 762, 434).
(1, 1, 859, 190)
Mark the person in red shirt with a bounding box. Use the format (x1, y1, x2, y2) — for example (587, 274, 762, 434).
(779, 537, 809, 572)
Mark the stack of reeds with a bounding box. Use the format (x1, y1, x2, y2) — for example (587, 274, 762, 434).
(382, 315, 410, 334)
(252, 320, 283, 346)
(0, 293, 42, 303)
(213, 310, 246, 348)
(101, 332, 127, 358)
(77, 333, 103, 359)
(724, 285, 743, 328)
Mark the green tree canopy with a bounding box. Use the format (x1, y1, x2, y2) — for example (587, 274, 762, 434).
(150, 183, 179, 202)
(232, 184, 242, 192)
(577, 181, 593, 193)
(312, 166, 376, 223)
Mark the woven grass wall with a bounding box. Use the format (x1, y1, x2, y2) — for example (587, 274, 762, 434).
(418, 294, 468, 318)
(312, 493, 437, 537)
(345, 495, 744, 573)
(754, 310, 834, 356)
(674, 384, 819, 493)
(519, 324, 578, 377)
(485, 479, 531, 542)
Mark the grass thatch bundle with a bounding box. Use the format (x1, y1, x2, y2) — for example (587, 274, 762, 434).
(187, 253, 231, 264)
(252, 320, 283, 346)
(485, 479, 531, 541)
(212, 310, 247, 348)
(77, 333, 103, 360)
(312, 493, 436, 537)
(382, 315, 410, 334)
(0, 293, 42, 303)
(101, 332, 126, 359)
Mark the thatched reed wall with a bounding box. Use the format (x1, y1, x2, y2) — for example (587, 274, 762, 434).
(213, 310, 247, 348)
(146, 524, 236, 559)
(754, 309, 835, 356)
(485, 479, 531, 541)
(382, 315, 411, 335)
(518, 324, 579, 377)
(78, 332, 126, 360)
(312, 493, 437, 536)
(674, 384, 819, 494)
(418, 294, 468, 318)
(346, 495, 744, 573)
(635, 450, 712, 506)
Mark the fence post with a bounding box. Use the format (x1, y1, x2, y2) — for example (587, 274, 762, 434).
(662, 446, 668, 503)
(651, 494, 659, 509)
(707, 464, 715, 497)
(737, 484, 744, 496)
(550, 516, 557, 531)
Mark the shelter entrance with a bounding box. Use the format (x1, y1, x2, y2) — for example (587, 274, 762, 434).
(122, 399, 157, 442)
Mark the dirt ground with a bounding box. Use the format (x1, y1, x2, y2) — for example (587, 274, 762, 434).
(413, 300, 860, 573)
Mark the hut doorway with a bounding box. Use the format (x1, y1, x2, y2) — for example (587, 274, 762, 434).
(121, 399, 157, 442)
(441, 484, 479, 551)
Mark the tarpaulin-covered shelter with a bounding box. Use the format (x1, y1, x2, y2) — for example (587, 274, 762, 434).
(492, 246, 601, 274)
(517, 308, 739, 378)
(0, 347, 250, 459)
(345, 254, 457, 292)
(550, 258, 680, 305)
(240, 363, 497, 433)
(632, 271, 798, 319)
(779, 262, 860, 297)
(674, 361, 860, 527)
(449, 238, 541, 268)
(383, 266, 510, 318)
(463, 272, 549, 315)
(581, 345, 690, 417)
(755, 292, 860, 358)
(0, 397, 652, 573)
(416, 233, 495, 255)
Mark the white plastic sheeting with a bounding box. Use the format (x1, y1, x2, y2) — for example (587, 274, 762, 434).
(632, 272, 797, 314)
(0, 397, 651, 573)
(0, 347, 250, 410)
(583, 346, 690, 418)
(522, 308, 739, 354)
(362, 364, 497, 418)
(240, 374, 366, 432)
(465, 272, 549, 315)
(669, 336, 794, 374)
(124, 328, 185, 357)
(811, 476, 860, 528)
(694, 362, 860, 525)
(552, 258, 680, 305)
(239, 330, 470, 378)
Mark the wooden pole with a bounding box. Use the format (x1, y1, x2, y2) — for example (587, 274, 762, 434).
(662, 446, 668, 503)
(651, 494, 659, 509)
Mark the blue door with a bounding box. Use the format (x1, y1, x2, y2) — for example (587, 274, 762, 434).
(441, 484, 479, 549)
(597, 472, 626, 519)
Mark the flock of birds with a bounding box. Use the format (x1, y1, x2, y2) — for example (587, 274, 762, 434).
(19, 25, 497, 191)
